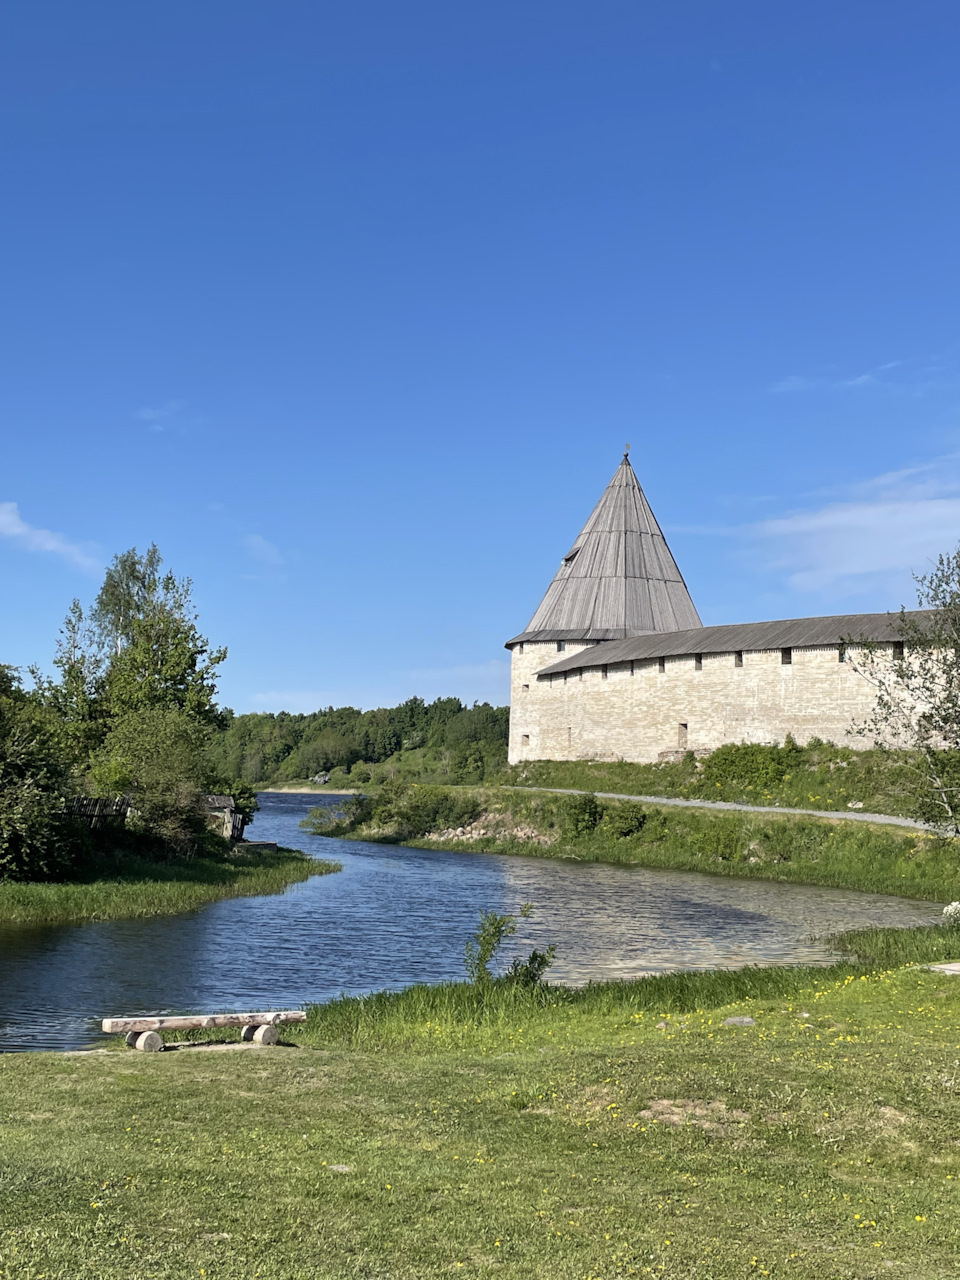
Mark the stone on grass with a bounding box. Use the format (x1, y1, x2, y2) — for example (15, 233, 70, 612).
(722, 1015, 756, 1027)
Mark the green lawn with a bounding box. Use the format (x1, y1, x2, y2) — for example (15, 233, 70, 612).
(4, 939, 960, 1279)
(0, 847, 340, 926)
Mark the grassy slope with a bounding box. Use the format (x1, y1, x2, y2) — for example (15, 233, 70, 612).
(6, 929, 960, 1279)
(501, 748, 916, 817)
(0, 847, 340, 927)
(336, 786, 958, 902)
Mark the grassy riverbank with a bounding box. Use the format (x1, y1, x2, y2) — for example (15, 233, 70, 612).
(503, 742, 918, 818)
(5, 924, 960, 1278)
(309, 785, 959, 902)
(0, 847, 340, 927)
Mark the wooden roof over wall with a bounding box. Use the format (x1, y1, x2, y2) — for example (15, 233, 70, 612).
(536, 611, 931, 677)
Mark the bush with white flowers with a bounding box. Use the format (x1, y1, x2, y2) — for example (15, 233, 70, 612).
(943, 901, 960, 926)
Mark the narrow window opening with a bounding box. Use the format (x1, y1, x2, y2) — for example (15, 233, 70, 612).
(556, 640, 566, 652)
(781, 648, 793, 665)
(518, 642, 524, 655)
(630, 660, 635, 676)
(521, 683, 529, 691)
(601, 664, 608, 680)
(678, 723, 688, 749)
(658, 656, 666, 674)
(893, 641, 905, 661)
(521, 734, 530, 745)
(694, 653, 703, 671)
(734, 651, 743, 668)
(838, 644, 846, 664)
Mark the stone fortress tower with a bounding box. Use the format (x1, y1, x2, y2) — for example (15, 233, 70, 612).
(505, 452, 913, 765)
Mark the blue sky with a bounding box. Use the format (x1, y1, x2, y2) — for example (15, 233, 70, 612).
(3, 2, 960, 713)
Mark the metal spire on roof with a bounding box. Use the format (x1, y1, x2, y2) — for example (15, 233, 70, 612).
(509, 453, 702, 644)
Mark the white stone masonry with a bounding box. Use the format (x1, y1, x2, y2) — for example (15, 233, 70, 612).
(508, 640, 890, 764)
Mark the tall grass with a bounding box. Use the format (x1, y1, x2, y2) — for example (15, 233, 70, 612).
(0, 847, 340, 926)
(829, 921, 960, 967)
(286, 920, 960, 1052)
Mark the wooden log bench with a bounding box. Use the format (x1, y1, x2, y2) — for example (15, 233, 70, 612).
(101, 1010, 306, 1052)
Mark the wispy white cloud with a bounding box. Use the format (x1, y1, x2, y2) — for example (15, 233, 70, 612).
(243, 534, 284, 566)
(136, 400, 185, 431)
(0, 502, 99, 572)
(769, 360, 902, 395)
(747, 452, 960, 593)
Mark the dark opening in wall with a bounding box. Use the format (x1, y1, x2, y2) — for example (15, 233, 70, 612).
(522, 684, 529, 691)
(893, 641, 905, 661)
(781, 648, 793, 665)
(630, 660, 635, 676)
(518, 642, 524, 654)
(678, 722, 688, 749)
(556, 640, 566, 652)
(838, 645, 846, 663)
(521, 734, 530, 745)
(658, 656, 666, 674)
(601, 665, 608, 680)
(694, 653, 703, 671)
(734, 651, 743, 668)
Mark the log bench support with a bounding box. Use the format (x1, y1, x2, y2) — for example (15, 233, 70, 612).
(102, 1011, 306, 1050)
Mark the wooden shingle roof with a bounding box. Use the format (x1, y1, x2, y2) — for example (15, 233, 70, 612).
(506, 454, 701, 647)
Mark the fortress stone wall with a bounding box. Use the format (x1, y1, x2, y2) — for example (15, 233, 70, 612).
(508, 639, 888, 765)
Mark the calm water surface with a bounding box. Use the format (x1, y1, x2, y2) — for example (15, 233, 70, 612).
(0, 791, 943, 1051)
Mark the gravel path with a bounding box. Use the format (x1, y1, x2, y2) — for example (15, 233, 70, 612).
(506, 786, 928, 830)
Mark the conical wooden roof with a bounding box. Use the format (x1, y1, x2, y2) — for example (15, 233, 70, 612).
(508, 454, 701, 645)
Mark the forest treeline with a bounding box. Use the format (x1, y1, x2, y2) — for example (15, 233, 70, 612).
(208, 697, 510, 788)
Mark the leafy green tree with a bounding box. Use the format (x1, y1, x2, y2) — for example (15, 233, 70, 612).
(91, 543, 164, 656)
(0, 667, 75, 879)
(857, 547, 960, 835)
(451, 740, 486, 784)
(100, 549, 225, 725)
(34, 598, 109, 766)
(91, 706, 215, 859)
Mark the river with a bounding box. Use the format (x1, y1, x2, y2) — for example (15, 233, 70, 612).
(0, 791, 942, 1051)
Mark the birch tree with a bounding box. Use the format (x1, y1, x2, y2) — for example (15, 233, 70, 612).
(856, 547, 960, 835)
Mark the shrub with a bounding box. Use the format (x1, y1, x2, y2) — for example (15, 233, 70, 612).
(563, 792, 603, 836)
(599, 801, 647, 839)
(396, 786, 481, 838)
(697, 738, 805, 794)
(301, 794, 374, 837)
(464, 903, 556, 988)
